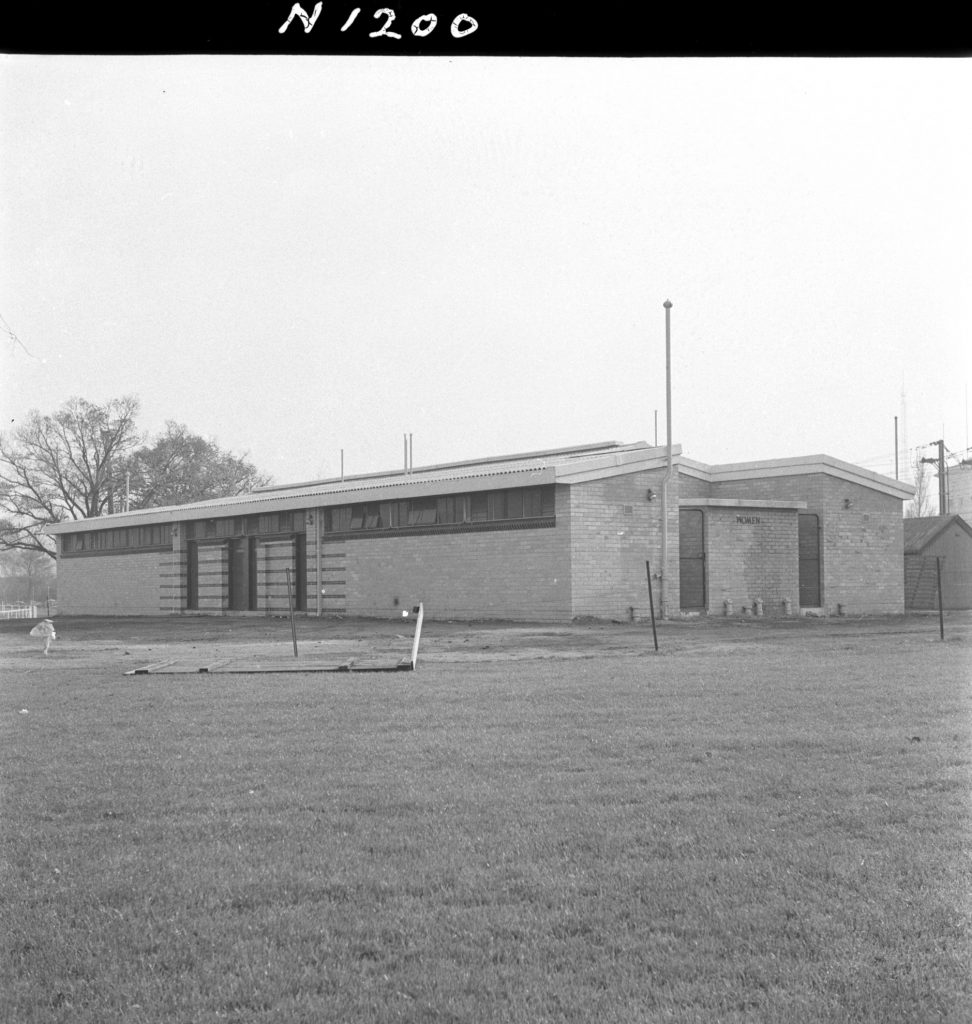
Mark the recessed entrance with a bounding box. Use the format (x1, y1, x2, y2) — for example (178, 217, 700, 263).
(798, 513, 821, 607)
(679, 508, 706, 610)
(228, 537, 257, 611)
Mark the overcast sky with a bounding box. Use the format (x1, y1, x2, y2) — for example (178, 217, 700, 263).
(2, 56, 969, 488)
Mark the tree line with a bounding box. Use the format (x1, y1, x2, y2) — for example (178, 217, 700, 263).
(0, 395, 271, 560)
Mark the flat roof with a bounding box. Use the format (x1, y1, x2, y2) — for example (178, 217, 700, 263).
(45, 440, 671, 533)
(45, 441, 911, 534)
(679, 453, 915, 501)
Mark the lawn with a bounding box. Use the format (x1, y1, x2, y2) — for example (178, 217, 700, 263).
(1, 617, 971, 1022)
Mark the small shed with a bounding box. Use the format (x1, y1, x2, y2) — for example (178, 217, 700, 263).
(903, 514, 972, 610)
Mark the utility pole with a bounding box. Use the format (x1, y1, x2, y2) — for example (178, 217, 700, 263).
(920, 440, 947, 515)
(939, 439, 947, 514)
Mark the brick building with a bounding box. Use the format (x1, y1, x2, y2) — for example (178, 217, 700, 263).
(46, 440, 914, 620)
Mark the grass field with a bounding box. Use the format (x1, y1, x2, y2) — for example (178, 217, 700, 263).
(2, 614, 971, 1023)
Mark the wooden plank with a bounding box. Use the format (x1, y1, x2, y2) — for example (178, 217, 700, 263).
(125, 659, 176, 676)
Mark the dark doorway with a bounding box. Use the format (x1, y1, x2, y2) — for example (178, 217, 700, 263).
(228, 538, 257, 610)
(294, 533, 306, 611)
(186, 541, 198, 610)
(798, 513, 821, 607)
(679, 509, 706, 610)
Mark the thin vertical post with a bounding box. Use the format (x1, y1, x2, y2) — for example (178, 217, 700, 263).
(286, 567, 298, 657)
(645, 561, 659, 652)
(936, 556, 945, 641)
(660, 300, 673, 619)
(939, 439, 947, 514)
(315, 509, 322, 617)
(410, 602, 425, 669)
(894, 416, 899, 480)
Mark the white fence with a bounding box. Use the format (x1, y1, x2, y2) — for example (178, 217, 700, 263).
(0, 603, 39, 620)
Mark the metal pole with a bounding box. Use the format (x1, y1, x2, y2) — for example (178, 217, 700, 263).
(286, 567, 298, 657)
(894, 416, 898, 480)
(936, 556, 945, 640)
(315, 510, 322, 617)
(939, 439, 947, 514)
(645, 561, 659, 652)
(660, 300, 673, 619)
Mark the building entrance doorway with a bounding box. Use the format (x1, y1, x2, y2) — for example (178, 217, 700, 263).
(228, 538, 257, 611)
(798, 513, 821, 607)
(679, 508, 706, 610)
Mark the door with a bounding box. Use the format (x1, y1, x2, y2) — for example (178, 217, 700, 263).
(228, 538, 257, 610)
(294, 533, 306, 611)
(679, 509, 706, 610)
(798, 513, 821, 607)
(186, 541, 198, 610)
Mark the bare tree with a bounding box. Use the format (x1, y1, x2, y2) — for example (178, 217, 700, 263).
(905, 449, 933, 519)
(0, 547, 56, 603)
(0, 395, 142, 556)
(120, 421, 272, 509)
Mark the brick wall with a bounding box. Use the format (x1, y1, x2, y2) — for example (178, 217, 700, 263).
(257, 537, 296, 613)
(820, 479, 903, 613)
(568, 469, 674, 619)
(703, 508, 799, 616)
(678, 473, 711, 501)
(709, 472, 905, 614)
(160, 549, 186, 614)
(337, 519, 571, 621)
(56, 551, 168, 615)
(315, 539, 348, 615)
(196, 542, 228, 613)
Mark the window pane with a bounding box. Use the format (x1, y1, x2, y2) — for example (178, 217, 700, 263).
(507, 490, 523, 519)
(522, 488, 541, 518)
(437, 496, 459, 524)
(541, 486, 555, 517)
(470, 493, 488, 521)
